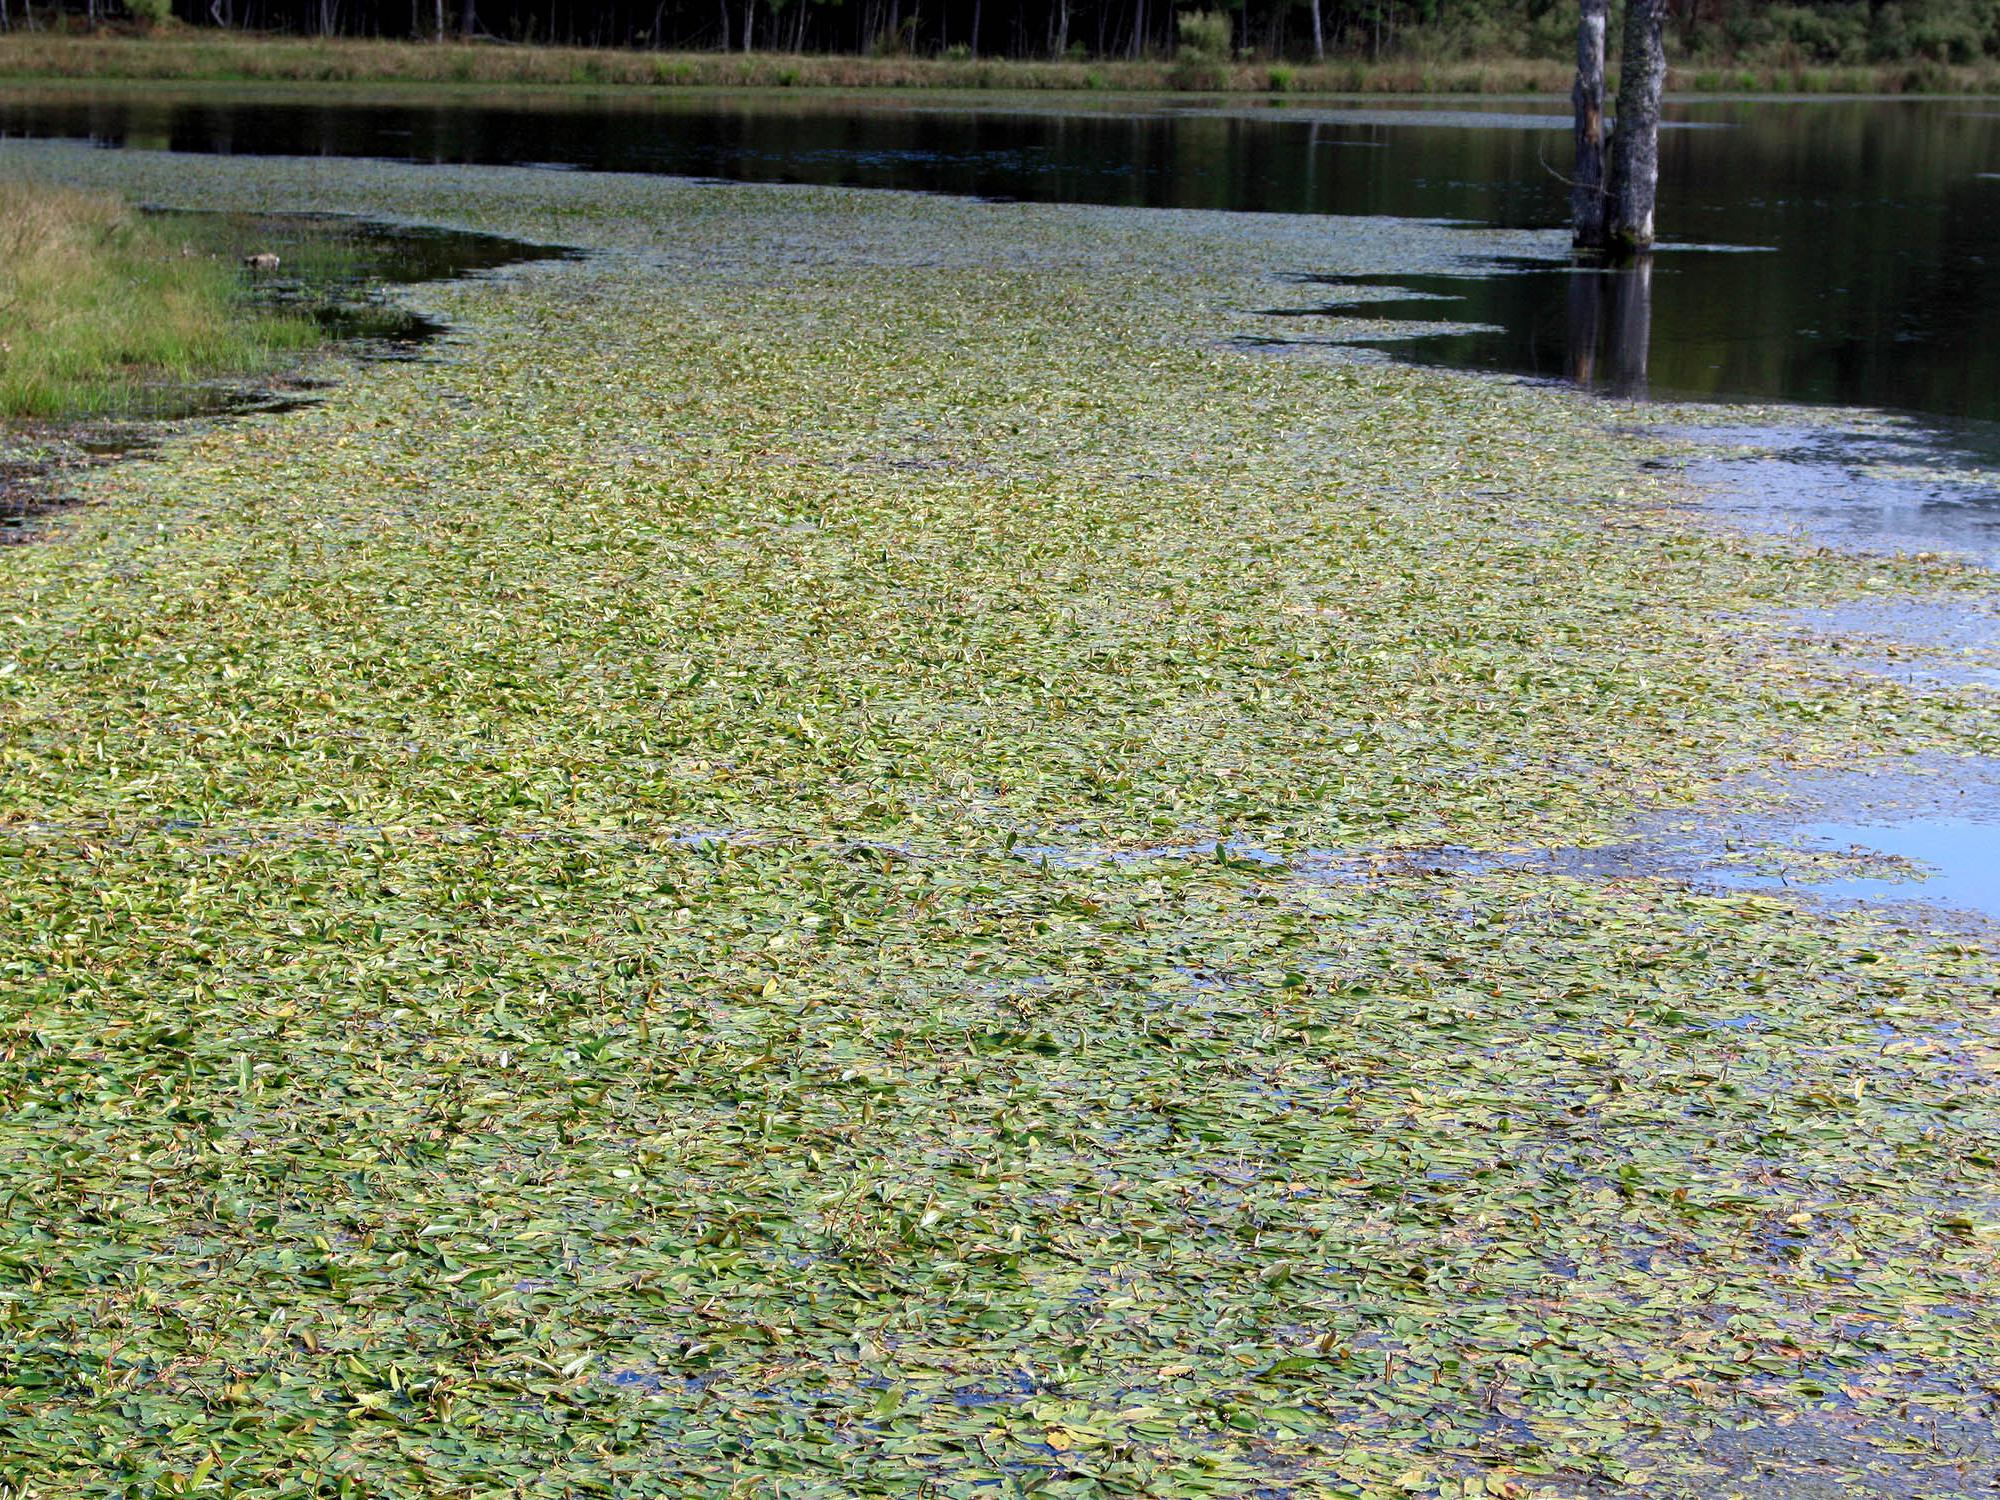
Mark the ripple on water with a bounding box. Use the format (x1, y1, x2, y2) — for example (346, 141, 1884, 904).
(1662, 418, 2000, 570)
(1771, 600, 2000, 691)
(1470, 762, 2000, 926)
(1774, 818, 2000, 917)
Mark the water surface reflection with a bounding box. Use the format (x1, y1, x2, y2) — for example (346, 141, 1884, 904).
(1304, 255, 1662, 400)
(4, 87, 1997, 423)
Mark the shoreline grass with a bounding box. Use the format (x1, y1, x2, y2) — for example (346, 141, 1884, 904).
(0, 179, 322, 419)
(2, 31, 1997, 96)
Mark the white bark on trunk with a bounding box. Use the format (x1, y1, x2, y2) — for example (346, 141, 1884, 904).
(1609, 0, 1667, 253)
(1572, 0, 1609, 249)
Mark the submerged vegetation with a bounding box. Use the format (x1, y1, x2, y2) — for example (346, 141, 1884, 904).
(0, 143, 1997, 1496)
(0, 180, 321, 418)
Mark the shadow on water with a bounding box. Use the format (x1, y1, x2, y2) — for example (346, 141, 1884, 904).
(1269, 254, 2000, 615)
(1263, 241, 2000, 435)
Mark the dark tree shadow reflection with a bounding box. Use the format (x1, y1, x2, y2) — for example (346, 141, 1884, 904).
(1565, 257, 1652, 398)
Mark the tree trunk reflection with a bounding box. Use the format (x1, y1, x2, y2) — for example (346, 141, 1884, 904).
(1565, 258, 1652, 398)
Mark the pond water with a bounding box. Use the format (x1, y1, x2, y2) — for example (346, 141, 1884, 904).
(145, 209, 572, 363)
(1784, 817, 2000, 914)
(1385, 760, 2000, 924)
(6, 84, 1996, 922)
(1661, 421, 2000, 564)
(4, 87, 1998, 425)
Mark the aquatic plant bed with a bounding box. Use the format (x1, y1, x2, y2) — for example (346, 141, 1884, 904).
(1, 142, 1996, 1498)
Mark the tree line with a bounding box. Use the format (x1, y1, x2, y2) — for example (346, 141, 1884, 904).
(5, 0, 1998, 63)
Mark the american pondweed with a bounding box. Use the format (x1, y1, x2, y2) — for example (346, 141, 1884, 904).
(1, 142, 1995, 1497)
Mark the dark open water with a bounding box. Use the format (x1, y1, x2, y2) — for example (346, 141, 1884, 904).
(4, 88, 1998, 425)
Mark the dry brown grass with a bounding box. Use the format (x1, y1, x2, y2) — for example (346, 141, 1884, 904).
(4, 32, 1994, 94)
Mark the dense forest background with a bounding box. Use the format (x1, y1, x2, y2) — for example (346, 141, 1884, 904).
(9, 0, 2000, 66)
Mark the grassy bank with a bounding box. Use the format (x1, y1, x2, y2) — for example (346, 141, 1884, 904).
(0, 179, 321, 418)
(3, 31, 1998, 94)
(1, 141, 1996, 1496)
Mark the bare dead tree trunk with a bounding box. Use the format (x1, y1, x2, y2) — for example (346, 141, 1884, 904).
(969, 0, 979, 56)
(1609, 0, 1667, 254)
(432, 0, 442, 40)
(1310, 0, 1324, 60)
(716, 0, 728, 50)
(1572, 0, 1609, 248)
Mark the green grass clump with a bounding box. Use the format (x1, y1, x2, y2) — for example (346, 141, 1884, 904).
(0, 179, 320, 419)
